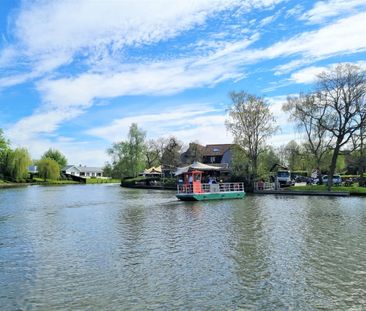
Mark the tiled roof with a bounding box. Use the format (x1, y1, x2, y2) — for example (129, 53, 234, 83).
(203, 144, 233, 156)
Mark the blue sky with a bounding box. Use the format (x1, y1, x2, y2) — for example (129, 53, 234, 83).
(1, 0, 366, 166)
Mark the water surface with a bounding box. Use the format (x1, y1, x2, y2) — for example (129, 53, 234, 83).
(1, 185, 366, 310)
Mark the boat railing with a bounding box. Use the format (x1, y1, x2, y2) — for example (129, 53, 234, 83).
(177, 182, 244, 194)
(254, 181, 275, 191)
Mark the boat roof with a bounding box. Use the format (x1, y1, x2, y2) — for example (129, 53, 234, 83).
(175, 161, 220, 176)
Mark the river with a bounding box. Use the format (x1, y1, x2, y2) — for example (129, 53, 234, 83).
(1, 184, 365, 310)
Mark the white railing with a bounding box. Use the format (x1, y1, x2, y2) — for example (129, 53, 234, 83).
(177, 182, 244, 194)
(254, 181, 275, 191)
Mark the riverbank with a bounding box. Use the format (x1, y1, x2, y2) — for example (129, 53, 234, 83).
(254, 185, 366, 197)
(0, 178, 121, 187)
(290, 185, 366, 196)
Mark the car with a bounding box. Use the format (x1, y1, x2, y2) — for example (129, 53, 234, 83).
(313, 175, 342, 186)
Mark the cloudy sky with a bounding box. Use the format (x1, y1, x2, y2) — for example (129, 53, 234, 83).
(1, 0, 366, 166)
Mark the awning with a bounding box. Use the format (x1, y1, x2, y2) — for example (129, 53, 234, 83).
(175, 161, 220, 176)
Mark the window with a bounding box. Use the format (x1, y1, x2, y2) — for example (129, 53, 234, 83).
(213, 148, 220, 152)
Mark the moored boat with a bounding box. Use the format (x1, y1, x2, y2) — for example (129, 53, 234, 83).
(176, 170, 245, 201)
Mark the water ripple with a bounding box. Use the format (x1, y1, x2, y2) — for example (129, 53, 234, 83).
(0, 186, 366, 310)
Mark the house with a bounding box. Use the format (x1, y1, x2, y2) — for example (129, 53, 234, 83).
(62, 165, 104, 178)
(202, 144, 235, 168)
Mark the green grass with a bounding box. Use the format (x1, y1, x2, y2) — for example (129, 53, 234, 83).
(32, 177, 79, 185)
(290, 184, 366, 194)
(85, 178, 120, 184)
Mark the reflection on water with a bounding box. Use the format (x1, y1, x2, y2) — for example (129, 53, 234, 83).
(0, 185, 366, 310)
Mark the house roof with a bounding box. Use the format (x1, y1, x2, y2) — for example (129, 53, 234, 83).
(62, 165, 80, 171)
(203, 144, 233, 156)
(143, 166, 162, 174)
(62, 165, 103, 173)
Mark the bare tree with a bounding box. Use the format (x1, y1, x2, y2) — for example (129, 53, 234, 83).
(161, 136, 183, 168)
(286, 64, 366, 190)
(284, 93, 334, 181)
(316, 64, 366, 190)
(226, 91, 278, 184)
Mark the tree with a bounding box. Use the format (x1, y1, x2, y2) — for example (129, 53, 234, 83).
(161, 136, 182, 168)
(3, 148, 32, 182)
(42, 148, 67, 169)
(37, 158, 60, 181)
(107, 123, 146, 179)
(226, 91, 278, 184)
(145, 138, 165, 168)
(0, 129, 11, 177)
(284, 93, 334, 183)
(257, 146, 280, 177)
(180, 142, 204, 164)
(290, 64, 366, 190)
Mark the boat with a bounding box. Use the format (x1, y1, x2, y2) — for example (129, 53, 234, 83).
(176, 170, 245, 201)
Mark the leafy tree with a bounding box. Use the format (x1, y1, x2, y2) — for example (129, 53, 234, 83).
(226, 91, 278, 184)
(257, 146, 280, 177)
(42, 148, 67, 169)
(37, 157, 60, 181)
(0, 129, 11, 177)
(107, 123, 146, 178)
(3, 148, 32, 182)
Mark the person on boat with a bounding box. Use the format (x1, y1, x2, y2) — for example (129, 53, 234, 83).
(188, 175, 193, 184)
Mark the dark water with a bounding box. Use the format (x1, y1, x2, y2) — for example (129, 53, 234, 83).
(1, 185, 366, 310)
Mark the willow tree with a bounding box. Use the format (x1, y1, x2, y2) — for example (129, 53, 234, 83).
(42, 148, 67, 169)
(226, 91, 278, 184)
(0, 129, 10, 177)
(37, 158, 60, 181)
(4, 148, 32, 182)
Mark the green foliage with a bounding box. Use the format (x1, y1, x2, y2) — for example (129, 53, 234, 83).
(3, 148, 32, 182)
(107, 123, 146, 178)
(257, 147, 280, 178)
(226, 91, 278, 182)
(37, 157, 60, 181)
(0, 129, 11, 177)
(42, 148, 67, 169)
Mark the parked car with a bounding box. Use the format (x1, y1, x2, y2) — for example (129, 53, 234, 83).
(313, 175, 342, 186)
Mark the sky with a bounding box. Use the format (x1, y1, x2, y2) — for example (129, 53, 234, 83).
(1, 0, 366, 166)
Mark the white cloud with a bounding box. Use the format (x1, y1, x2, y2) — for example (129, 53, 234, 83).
(259, 12, 366, 59)
(86, 104, 227, 143)
(290, 66, 327, 84)
(301, 0, 366, 24)
(290, 61, 366, 84)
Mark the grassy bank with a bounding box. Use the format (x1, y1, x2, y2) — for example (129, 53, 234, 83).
(290, 185, 366, 195)
(86, 178, 120, 184)
(32, 178, 80, 185)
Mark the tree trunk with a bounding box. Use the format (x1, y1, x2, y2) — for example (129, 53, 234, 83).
(328, 145, 341, 191)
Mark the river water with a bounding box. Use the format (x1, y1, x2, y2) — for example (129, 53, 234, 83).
(1, 184, 366, 310)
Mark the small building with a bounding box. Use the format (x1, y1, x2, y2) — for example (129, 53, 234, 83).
(141, 166, 163, 178)
(62, 165, 104, 178)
